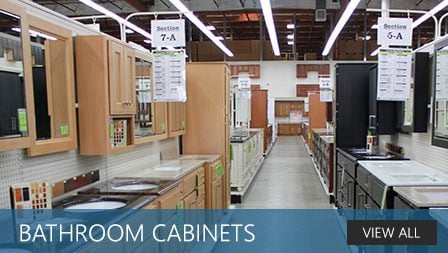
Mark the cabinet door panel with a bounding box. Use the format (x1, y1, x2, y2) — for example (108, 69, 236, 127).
(108, 41, 125, 114)
(124, 46, 136, 114)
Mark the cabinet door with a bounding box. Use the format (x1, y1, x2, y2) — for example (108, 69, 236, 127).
(153, 102, 167, 134)
(108, 40, 126, 114)
(184, 191, 198, 210)
(212, 176, 223, 209)
(123, 46, 136, 114)
(168, 102, 186, 135)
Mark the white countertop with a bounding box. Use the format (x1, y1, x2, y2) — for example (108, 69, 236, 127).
(131, 159, 206, 181)
(178, 154, 221, 164)
(394, 187, 448, 208)
(358, 160, 448, 187)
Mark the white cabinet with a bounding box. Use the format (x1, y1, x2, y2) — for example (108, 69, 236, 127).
(231, 129, 264, 191)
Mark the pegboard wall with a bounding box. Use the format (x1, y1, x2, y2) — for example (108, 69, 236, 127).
(0, 138, 177, 209)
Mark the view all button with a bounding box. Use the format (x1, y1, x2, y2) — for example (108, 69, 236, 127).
(347, 220, 437, 245)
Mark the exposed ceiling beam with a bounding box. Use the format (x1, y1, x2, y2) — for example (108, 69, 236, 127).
(123, 0, 147, 12)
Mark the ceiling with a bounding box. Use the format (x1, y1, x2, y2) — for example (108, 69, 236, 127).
(30, 0, 448, 58)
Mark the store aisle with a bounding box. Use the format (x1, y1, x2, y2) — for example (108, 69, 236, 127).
(236, 136, 332, 208)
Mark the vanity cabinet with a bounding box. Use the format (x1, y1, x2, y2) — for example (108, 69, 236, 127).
(0, 2, 34, 152)
(75, 35, 136, 155)
(335, 150, 357, 209)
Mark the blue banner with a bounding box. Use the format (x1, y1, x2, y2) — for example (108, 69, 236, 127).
(0, 209, 446, 252)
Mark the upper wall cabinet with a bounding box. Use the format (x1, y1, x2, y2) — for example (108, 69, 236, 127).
(0, 3, 34, 152)
(75, 35, 136, 155)
(134, 52, 168, 144)
(27, 16, 77, 156)
(433, 40, 448, 149)
(168, 102, 186, 138)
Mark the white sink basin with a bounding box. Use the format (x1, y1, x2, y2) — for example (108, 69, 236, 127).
(153, 166, 183, 172)
(64, 201, 126, 212)
(112, 183, 158, 191)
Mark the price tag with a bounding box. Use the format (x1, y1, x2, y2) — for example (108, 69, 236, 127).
(151, 19, 185, 48)
(377, 18, 412, 47)
(238, 76, 251, 90)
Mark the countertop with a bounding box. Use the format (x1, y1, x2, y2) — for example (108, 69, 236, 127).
(130, 159, 206, 181)
(395, 186, 448, 208)
(320, 135, 334, 144)
(312, 128, 334, 136)
(358, 160, 448, 187)
(178, 154, 221, 164)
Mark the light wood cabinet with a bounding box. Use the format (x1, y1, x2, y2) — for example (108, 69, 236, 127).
(0, 3, 35, 152)
(108, 40, 136, 115)
(205, 160, 224, 209)
(27, 15, 77, 156)
(75, 35, 136, 155)
(212, 176, 224, 209)
(167, 102, 186, 137)
(134, 51, 168, 145)
(183, 63, 231, 209)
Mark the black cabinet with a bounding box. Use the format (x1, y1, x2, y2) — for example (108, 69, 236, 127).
(336, 150, 357, 209)
(369, 65, 397, 135)
(0, 70, 25, 137)
(336, 63, 376, 148)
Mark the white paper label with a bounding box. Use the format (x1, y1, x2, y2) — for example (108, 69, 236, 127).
(436, 50, 448, 101)
(377, 49, 412, 101)
(319, 77, 333, 90)
(153, 50, 186, 102)
(320, 90, 333, 102)
(238, 75, 251, 90)
(138, 79, 152, 103)
(151, 19, 185, 48)
(377, 17, 413, 46)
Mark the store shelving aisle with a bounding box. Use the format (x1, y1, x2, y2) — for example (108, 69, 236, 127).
(235, 136, 332, 208)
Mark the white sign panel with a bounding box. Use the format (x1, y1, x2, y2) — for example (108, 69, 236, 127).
(319, 77, 333, 90)
(86, 23, 100, 32)
(137, 79, 152, 103)
(377, 17, 413, 46)
(153, 50, 186, 102)
(151, 19, 185, 47)
(320, 90, 333, 102)
(436, 50, 448, 101)
(377, 49, 412, 101)
(238, 76, 251, 90)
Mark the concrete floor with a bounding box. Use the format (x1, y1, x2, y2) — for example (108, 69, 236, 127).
(235, 136, 332, 209)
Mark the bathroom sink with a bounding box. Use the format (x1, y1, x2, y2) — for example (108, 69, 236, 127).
(64, 201, 126, 212)
(112, 183, 159, 191)
(153, 165, 183, 172)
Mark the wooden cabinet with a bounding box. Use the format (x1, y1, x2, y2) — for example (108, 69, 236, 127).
(183, 63, 231, 209)
(297, 84, 320, 97)
(230, 64, 260, 78)
(275, 101, 305, 117)
(278, 124, 301, 136)
(134, 51, 168, 145)
(205, 160, 224, 210)
(211, 176, 223, 209)
(75, 35, 136, 155)
(251, 90, 270, 153)
(0, 2, 35, 152)
(167, 102, 186, 137)
(308, 93, 327, 148)
(108, 41, 136, 115)
(296, 64, 330, 78)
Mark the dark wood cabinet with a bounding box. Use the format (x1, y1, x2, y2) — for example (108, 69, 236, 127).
(231, 64, 260, 78)
(251, 89, 270, 153)
(278, 123, 301, 136)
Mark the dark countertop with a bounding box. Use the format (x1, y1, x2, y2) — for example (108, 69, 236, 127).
(53, 194, 156, 210)
(230, 131, 258, 143)
(337, 147, 408, 161)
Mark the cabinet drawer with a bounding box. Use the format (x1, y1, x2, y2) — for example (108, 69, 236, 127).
(157, 185, 181, 210)
(369, 174, 386, 207)
(181, 166, 205, 197)
(336, 151, 356, 177)
(357, 166, 369, 192)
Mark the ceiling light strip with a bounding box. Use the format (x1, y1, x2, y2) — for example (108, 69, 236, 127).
(78, 0, 152, 40)
(169, 0, 234, 57)
(260, 0, 280, 56)
(322, 0, 362, 56)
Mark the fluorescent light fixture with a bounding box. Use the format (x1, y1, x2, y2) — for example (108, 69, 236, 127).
(168, 0, 234, 57)
(143, 39, 152, 44)
(261, 0, 280, 56)
(0, 9, 20, 19)
(371, 24, 378, 29)
(287, 34, 294, 40)
(287, 24, 295, 29)
(322, 0, 362, 56)
(78, 0, 152, 40)
(216, 36, 224, 41)
(370, 47, 380, 56)
(12, 27, 57, 40)
(125, 29, 134, 34)
(413, 0, 448, 28)
(206, 25, 216, 31)
(287, 41, 294, 45)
